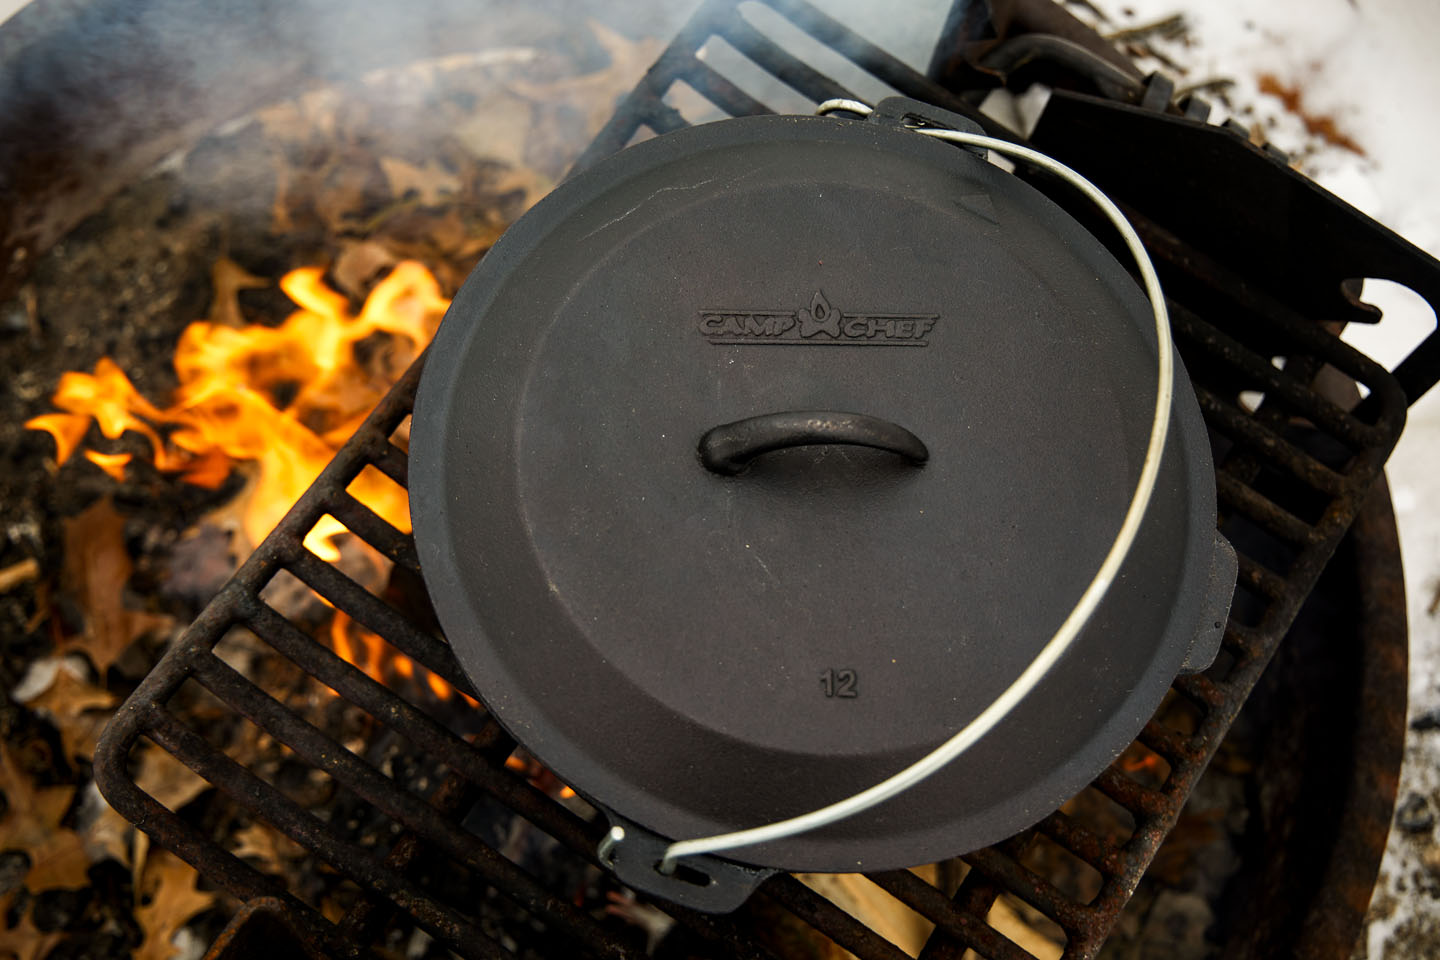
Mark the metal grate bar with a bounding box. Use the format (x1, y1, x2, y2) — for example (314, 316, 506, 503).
(144, 707, 511, 960)
(1032, 812, 1123, 878)
(256, 612, 605, 869)
(1235, 554, 1291, 601)
(243, 604, 554, 824)
(717, 10, 856, 104)
(1135, 718, 1199, 765)
(185, 654, 631, 959)
(339, 765, 486, 946)
(281, 549, 474, 694)
(571, 0, 994, 174)
(1221, 624, 1262, 658)
(369, 442, 410, 488)
(686, 59, 774, 116)
(1193, 388, 1348, 495)
(1167, 303, 1379, 448)
(868, 868, 1038, 960)
(1137, 219, 1406, 412)
(761, 875, 915, 960)
(324, 490, 421, 575)
(646, 102, 690, 136)
(759, 0, 989, 126)
(920, 837, 1030, 960)
(1088, 767, 1168, 818)
(1214, 472, 1314, 546)
(963, 848, 1087, 931)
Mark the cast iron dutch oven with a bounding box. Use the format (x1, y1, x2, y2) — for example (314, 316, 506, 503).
(410, 97, 1237, 909)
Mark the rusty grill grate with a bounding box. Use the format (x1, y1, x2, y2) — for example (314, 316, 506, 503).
(95, 0, 1432, 958)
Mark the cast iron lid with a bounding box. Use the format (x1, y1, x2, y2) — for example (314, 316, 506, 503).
(410, 107, 1226, 874)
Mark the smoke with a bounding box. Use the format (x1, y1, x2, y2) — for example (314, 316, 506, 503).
(0, 0, 959, 298)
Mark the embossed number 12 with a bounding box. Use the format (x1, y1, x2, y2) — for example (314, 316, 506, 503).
(820, 668, 858, 698)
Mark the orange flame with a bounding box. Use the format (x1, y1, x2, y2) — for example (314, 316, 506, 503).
(1120, 752, 1168, 775)
(327, 609, 478, 707)
(83, 450, 134, 482)
(503, 752, 576, 800)
(25, 261, 448, 561)
(27, 261, 490, 705)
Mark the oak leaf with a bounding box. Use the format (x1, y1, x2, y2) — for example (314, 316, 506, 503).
(19, 657, 119, 764)
(133, 851, 216, 960)
(507, 20, 662, 139)
(0, 745, 91, 891)
(135, 748, 209, 816)
(59, 498, 170, 674)
(206, 258, 267, 328)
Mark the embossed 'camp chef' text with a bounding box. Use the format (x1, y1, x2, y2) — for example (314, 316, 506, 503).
(698, 290, 937, 347)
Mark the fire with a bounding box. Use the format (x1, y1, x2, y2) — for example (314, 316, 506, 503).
(26, 261, 448, 561)
(504, 753, 576, 800)
(329, 611, 477, 707)
(27, 260, 465, 699)
(1120, 751, 1168, 776)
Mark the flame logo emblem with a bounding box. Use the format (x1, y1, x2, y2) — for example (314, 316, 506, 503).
(797, 290, 843, 339)
(697, 290, 937, 346)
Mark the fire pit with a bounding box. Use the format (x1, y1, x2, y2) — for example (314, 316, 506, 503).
(2, 0, 1435, 958)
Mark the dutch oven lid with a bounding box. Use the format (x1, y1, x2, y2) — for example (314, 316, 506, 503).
(410, 103, 1228, 878)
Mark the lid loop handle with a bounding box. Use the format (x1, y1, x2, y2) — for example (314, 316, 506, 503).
(698, 411, 928, 476)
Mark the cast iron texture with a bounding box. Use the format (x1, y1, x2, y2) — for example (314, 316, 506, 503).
(92, 0, 1435, 957)
(407, 105, 1229, 876)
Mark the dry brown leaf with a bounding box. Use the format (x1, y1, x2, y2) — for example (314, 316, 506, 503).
(1257, 73, 1367, 156)
(59, 498, 170, 674)
(507, 20, 662, 138)
(133, 851, 216, 960)
(378, 157, 462, 206)
(0, 892, 63, 960)
(253, 90, 340, 146)
(133, 830, 150, 895)
(206, 258, 267, 328)
(330, 241, 399, 300)
(365, 208, 507, 284)
(480, 166, 551, 217)
(450, 91, 534, 168)
(24, 661, 119, 763)
(314, 157, 388, 235)
(229, 823, 279, 864)
(0, 745, 91, 891)
(136, 747, 209, 815)
(229, 822, 302, 876)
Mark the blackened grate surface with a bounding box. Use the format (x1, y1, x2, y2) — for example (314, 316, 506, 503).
(95, 0, 1415, 958)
